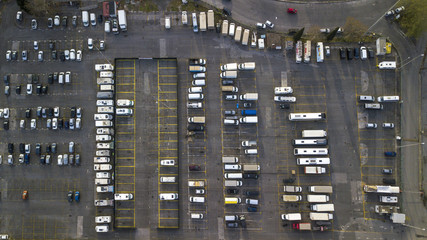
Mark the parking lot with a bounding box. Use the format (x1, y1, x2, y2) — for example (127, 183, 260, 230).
(0, 2, 404, 239)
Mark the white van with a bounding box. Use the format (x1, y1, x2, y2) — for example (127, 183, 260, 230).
(192, 80, 206, 86)
(275, 87, 293, 95)
(100, 71, 114, 78)
(244, 149, 257, 155)
(224, 119, 239, 125)
(188, 87, 202, 93)
(97, 78, 114, 85)
(95, 178, 111, 185)
(95, 225, 109, 232)
(245, 199, 258, 205)
(90, 13, 96, 26)
(189, 196, 205, 203)
(378, 96, 399, 102)
(104, 21, 111, 33)
(191, 213, 203, 219)
(100, 85, 114, 91)
(360, 46, 367, 60)
(116, 108, 133, 116)
(193, 73, 206, 79)
(188, 93, 204, 100)
(98, 107, 114, 114)
(82, 11, 89, 27)
(229, 23, 235, 36)
(224, 173, 243, 179)
(94, 114, 113, 120)
(225, 215, 239, 221)
(224, 164, 241, 170)
(182, 11, 188, 25)
(94, 157, 110, 163)
(222, 156, 238, 163)
(160, 177, 176, 183)
(159, 193, 178, 200)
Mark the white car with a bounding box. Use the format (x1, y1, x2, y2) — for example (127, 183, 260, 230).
(54, 15, 60, 26)
(160, 160, 175, 166)
(265, 20, 274, 28)
(76, 50, 82, 61)
(325, 46, 330, 56)
(57, 155, 63, 165)
(88, 38, 93, 50)
(96, 172, 110, 179)
(54, 107, 59, 117)
(26, 84, 32, 94)
(382, 123, 395, 128)
(8, 155, 13, 165)
(70, 49, 76, 60)
(3, 108, 9, 119)
(274, 96, 296, 102)
(25, 144, 30, 154)
(76, 118, 81, 129)
(52, 118, 58, 130)
(165, 17, 171, 29)
(33, 41, 38, 50)
(258, 38, 264, 50)
(30, 119, 36, 129)
(5, 50, 11, 61)
(37, 51, 43, 62)
(225, 95, 237, 100)
(64, 50, 70, 60)
(20, 119, 25, 129)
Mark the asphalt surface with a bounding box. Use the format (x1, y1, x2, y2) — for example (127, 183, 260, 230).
(0, 0, 424, 239)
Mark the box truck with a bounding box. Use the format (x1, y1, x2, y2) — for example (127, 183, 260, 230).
(309, 212, 333, 221)
(188, 116, 205, 124)
(311, 204, 335, 212)
(302, 130, 327, 138)
(118, 10, 127, 31)
(82, 11, 89, 27)
(221, 63, 238, 71)
(309, 186, 333, 193)
(305, 166, 326, 174)
(220, 71, 237, 79)
(239, 116, 258, 124)
(199, 12, 206, 31)
(189, 65, 206, 72)
(238, 62, 256, 70)
(307, 195, 329, 203)
(224, 180, 242, 187)
(222, 156, 238, 163)
(243, 164, 260, 172)
(282, 195, 302, 202)
(234, 26, 242, 42)
(240, 93, 258, 100)
(242, 29, 250, 45)
(207, 10, 214, 30)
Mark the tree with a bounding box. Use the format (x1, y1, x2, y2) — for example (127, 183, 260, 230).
(399, 0, 427, 38)
(343, 17, 368, 42)
(17, 0, 31, 13)
(326, 27, 339, 41)
(293, 28, 304, 42)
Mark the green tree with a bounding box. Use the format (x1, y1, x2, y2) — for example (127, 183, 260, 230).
(399, 0, 427, 38)
(326, 27, 339, 41)
(293, 28, 304, 42)
(16, 0, 30, 13)
(343, 17, 368, 42)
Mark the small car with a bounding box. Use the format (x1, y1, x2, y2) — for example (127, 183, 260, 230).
(227, 222, 239, 228)
(244, 190, 259, 196)
(70, 49, 76, 60)
(365, 123, 377, 129)
(287, 8, 297, 14)
(222, 80, 234, 85)
(31, 19, 37, 29)
(62, 16, 68, 27)
(189, 165, 201, 171)
(99, 40, 105, 50)
(64, 50, 70, 60)
(265, 20, 274, 28)
(75, 191, 80, 202)
(47, 18, 53, 28)
(72, 16, 77, 27)
(5, 50, 11, 61)
(384, 151, 397, 157)
(222, 8, 232, 16)
(225, 95, 237, 100)
(11, 51, 18, 60)
(383, 178, 396, 185)
(16, 85, 21, 94)
(52, 50, 57, 60)
(67, 191, 73, 202)
(224, 110, 236, 115)
(243, 173, 258, 179)
(8, 143, 14, 154)
(382, 168, 393, 174)
(382, 123, 395, 128)
(38, 51, 43, 62)
(347, 48, 354, 60)
(243, 102, 252, 108)
(16, 11, 22, 22)
(22, 50, 27, 61)
(54, 15, 60, 26)
(325, 46, 330, 56)
(3, 120, 9, 130)
(4, 86, 10, 96)
(76, 50, 82, 61)
(247, 206, 257, 212)
(227, 189, 238, 194)
(22, 190, 28, 200)
(256, 23, 266, 29)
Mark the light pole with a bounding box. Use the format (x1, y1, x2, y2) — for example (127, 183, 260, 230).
(402, 223, 426, 231)
(397, 142, 425, 148)
(398, 54, 425, 69)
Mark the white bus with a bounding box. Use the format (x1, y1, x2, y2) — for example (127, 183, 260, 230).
(294, 148, 328, 156)
(316, 42, 324, 63)
(297, 158, 330, 165)
(292, 139, 328, 146)
(302, 130, 327, 138)
(289, 113, 326, 121)
(296, 41, 302, 63)
(304, 40, 311, 63)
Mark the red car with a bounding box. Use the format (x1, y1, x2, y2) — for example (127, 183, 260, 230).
(287, 8, 297, 14)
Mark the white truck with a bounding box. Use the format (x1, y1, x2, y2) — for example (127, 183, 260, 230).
(188, 116, 205, 124)
(282, 195, 302, 202)
(240, 93, 258, 100)
(114, 193, 133, 200)
(82, 11, 89, 27)
(220, 63, 238, 71)
(221, 86, 238, 92)
(283, 186, 303, 193)
(188, 180, 205, 187)
(118, 10, 127, 31)
(309, 186, 333, 193)
(304, 166, 326, 174)
(220, 71, 237, 79)
(94, 164, 113, 171)
(117, 99, 134, 107)
(309, 212, 333, 221)
(225, 180, 242, 187)
(94, 199, 114, 206)
(307, 195, 330, 203)
(207, 10, 214, 30)
(234, 26, 242, 42)
(311, 204, 335, 212)
(238, 62, 256, 70)
(241, 29, 250, 46)
(199, 12, 206, 31)
(239, 116, 258, 124)
(302, 130, 327, 138)
(281, 213, 302, 221)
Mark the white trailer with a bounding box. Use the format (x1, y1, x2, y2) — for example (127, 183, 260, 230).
(311, 204, 335, 212)
(310, 212, 333, 220)
(199, 12, 206, 31)
(118, 10, 127, 31)
(207, 10, 214, 30)
(242, 29, 250, 46)
(302, 130, 327, 138)
(240, 93, 258, 101)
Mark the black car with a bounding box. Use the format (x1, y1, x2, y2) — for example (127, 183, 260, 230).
(32, 75, 39, 84)
(215, 22, 221, 33)
(36, 107, 42, 117)
(383, 178, 396, 185)
(222, 80, 234, 85)
(243, 102, 252, 108)
(3, 120, 9, 130)
(42, 85, 48, 94)
(41, 108, 47, 118)
(316, 221, 332, 226)
(347, 48, 353, 60)
(11, 51, 17, 60)
(48, 74, 53, 84)
(48, 107, 54, 117)
(47, 18, 53, 28)
(227, 188, 238, 194)
(51, 143, 57, 153)
(62, 16, 67, 27)
(72, 16, 77, 27)
(75, 154, 80, 165)
(49, 41, 55, 50)
(58, 119, 63, 129)
(25, 108, 31, 118)
(368, 47, 374, 58)
(339, 47, 346, 59)
(19, 143, 25, 154)
(243, 173, 258, 179)
(188, 124, 204, 131)
(46, 145, 51, 154)
(283, 178, 295, 183)
(16, 85, 21, 94)
(53, 72, 58, 82)
(71, 107, 76, 118)
(189, 164, 201, 171)
(8, 143, 13, 154)
(64, 120, 69, 129)
(36, 84, 42, 95)
(98, 14, 103, 23)
(227, 222, 238, 228)
(67, 191, 73, 202)
(35, 143, 41, 155)
(247, 206, 257, 212)
(4, 75, 10, 85)
(354, 47, 360, 59)
(59, 51, 65, 62)
(51, 50, 57, 60)
(280, 104, 290, 109)
(40, 155, 45, 164)
(223, 8, 232, 16)
(244, 190, 259, 196)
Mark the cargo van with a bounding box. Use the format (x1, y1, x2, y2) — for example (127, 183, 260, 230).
(242, 140, 257, 147)
(244, 149, 258, 155)
(114, 193, 133, 200)
(238, 62, 256, 70)
(188, 87, 202, 93)
(221, 63, 238, 71)
(192, 80, 206, 86)
(187, 102, 202, 108)
(95, 150, 110, 157)
(117, 99, 134, 107)
(378, 96, 399, 102)
(224, 173, 243, 179)
(193, 73, 206, 79)
(95, 178, 111, 185)
(94, 114, 113, 120)
(95, 120, 113, 127)
(222, 20, 229, 35)
(311, 204, 335, 212)
(243, 164, 260, 172)
(97, 92, 113, 99)
(94, 157, 110, 163)
(100, 85, 114, 91)
(281, 213, 302, 221)
(189, 196, 205, 203)
(96, 135, 112, 142)
(220, 71, 237, 79)
(224, 180, 242, 187)
(245, 198, 258, 205)
(97, 107, 114, 114)
(360, 46, 367, 60)
(82, 11, 89, 27)
(224, 119, 239, 125)
(222, 156, 238, 163)
(275, 87, 293, 95)
(188, 93, 204, 100)
(364, 103, 383, 110)
(307, 195, 329, 203)
(292, 139, 328, 146)
(225, 197, 241, 204)
(234, 26, 242, 42)
(96, 141, 113, 149)
(224, 164, 241, 170)
(100, 71, 114, 78)
(160, 177, 176, 183)
(97, 78, 114, 85)
(309, 186, 333, 193)
(96, 100, 114, 106)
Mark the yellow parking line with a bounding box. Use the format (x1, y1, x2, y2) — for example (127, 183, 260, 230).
(116, 67, 135, 70)
(159, 83, 177, 85)
(116, 83, 135, 85)
(159, 173, 179, 176)
(159, 107, 177, 110)
(159, 156, 178, 159)
(116, 208, 135, 211)
(159, 217, 179, 220)
(116, 165, 135, 167)
(159, 75, 178, 77)
(159, 140, 178, 142)
(116, 149, 135, 151)
(159, 67, 176, 69)
(159, 99, 177, 101)
(163, 123, 178, 125)
(116, 91, 134, 94)
(117, 59, 134, 62)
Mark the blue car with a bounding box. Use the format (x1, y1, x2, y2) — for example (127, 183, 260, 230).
(74, 191, 80, 202)
(247, 206, 257, 212)
(24, 154, 30, 164)
(384, 151, 397, 157)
